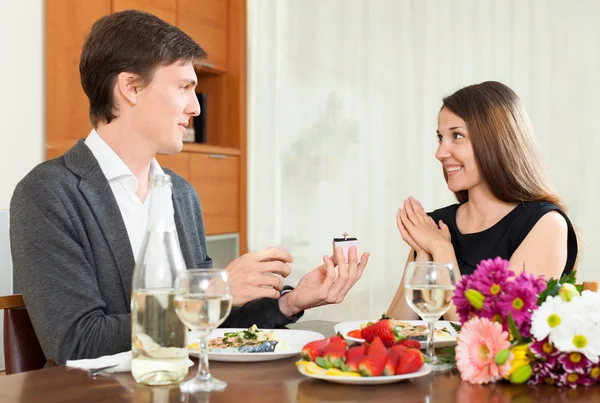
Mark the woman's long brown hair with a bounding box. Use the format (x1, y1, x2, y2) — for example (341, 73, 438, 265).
(442, 81, 567, 211)
(441, 81, 580, 267)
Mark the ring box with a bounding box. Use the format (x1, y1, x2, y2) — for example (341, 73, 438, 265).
(332, 233, 360, 265)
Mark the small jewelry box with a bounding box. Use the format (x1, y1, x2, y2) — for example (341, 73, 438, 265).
(332, 233, 360, 265)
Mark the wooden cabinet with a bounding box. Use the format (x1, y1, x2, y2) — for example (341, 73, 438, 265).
(46, 0, 247, 252)
(189, 153, 239, 235)
(112, 0, 176, 25)
(46, 0, 110, 152)
(178, 0, 228, 71)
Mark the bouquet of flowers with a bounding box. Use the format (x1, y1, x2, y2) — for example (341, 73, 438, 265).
(452, 257, 600, 388)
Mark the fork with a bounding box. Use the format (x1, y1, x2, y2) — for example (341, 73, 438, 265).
(87, 364, 119, 376)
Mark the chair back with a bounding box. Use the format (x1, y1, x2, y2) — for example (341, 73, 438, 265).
(1, 294, 46, 374)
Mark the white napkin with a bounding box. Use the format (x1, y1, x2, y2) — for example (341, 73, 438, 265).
(66, 350, 194, 373)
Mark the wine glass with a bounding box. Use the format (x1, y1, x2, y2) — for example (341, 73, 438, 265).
(174, 269, 233, 392)
(404, 261, 456, 371)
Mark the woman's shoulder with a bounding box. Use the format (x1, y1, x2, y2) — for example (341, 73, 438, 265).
(429, 203, 461, 222)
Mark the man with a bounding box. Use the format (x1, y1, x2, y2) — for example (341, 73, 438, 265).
(10, 10, 369, 365)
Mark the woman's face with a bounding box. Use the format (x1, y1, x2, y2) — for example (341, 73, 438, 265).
(435, 107, 484, 193)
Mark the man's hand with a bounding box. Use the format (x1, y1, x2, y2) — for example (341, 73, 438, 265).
(226, 248, 293, 305)
(278, 247, 370, 317)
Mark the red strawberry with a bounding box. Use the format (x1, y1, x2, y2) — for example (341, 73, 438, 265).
(389, 344, 408, 357)
(397, 339, 421, 349)
(395, 348, 424, 375)
(345, 344, 368, 361)
(301, 339, 329, 361)
(383, 351, 401, 376)
(340, 354, 364, 373)
(329, 335, 347, 346)
(367, 337, 387, 357)
(347, 329, 363, 339)
(316, 343, 347, 369)
(361, 320, 402, 347)
(359, 353, 387, 377)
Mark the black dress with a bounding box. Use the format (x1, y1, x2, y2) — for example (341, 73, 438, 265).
(429, 201, 577, 276)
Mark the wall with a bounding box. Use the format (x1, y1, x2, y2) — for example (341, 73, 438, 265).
(248, 0, 600, 322)
(0, 0, 44, 371)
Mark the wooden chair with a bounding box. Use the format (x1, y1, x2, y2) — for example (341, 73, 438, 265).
(0, 294, 46, 374)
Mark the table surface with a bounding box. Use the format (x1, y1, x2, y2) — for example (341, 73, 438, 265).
(1, 320, 599, 403)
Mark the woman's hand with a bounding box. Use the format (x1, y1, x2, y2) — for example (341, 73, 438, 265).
(397, 196, 451, 254)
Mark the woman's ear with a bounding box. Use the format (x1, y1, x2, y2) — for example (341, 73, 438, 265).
(116, 72, 141, 105)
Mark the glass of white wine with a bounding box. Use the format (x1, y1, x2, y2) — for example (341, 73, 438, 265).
(174, 269, 233, 393)
(404, 261, 456, 371)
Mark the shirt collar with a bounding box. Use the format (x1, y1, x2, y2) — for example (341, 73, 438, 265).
(84, 129, 165, 183)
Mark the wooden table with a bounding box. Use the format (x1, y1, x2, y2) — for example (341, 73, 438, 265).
(1, 321, 600, 403)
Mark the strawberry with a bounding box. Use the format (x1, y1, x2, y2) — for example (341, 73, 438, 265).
(383, 351, 401, 376)
(360, 320, 402, 347)
(345, 344, 368, 361)
(397, 339, 421, 349)
(367, 337, 387, 357)
(316, 342, 347, 369)
(301, 339, 329, 361)
(359, 352, 387, 377)
(347, 329, 363, 339)
(340, 354, 364, 373)
(395, 348, 424, 375)
(329, 335, 348, 346)
(389, 344, 408, 357)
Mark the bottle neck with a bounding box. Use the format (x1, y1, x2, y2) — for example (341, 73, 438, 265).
(147, 179, 176, 232)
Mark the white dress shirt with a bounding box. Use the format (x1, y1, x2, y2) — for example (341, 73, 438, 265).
(85, 129, 167, 262)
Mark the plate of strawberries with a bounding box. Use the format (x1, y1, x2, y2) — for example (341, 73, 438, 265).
(334, 317, 457, 349)
(296, 335, 431, 385)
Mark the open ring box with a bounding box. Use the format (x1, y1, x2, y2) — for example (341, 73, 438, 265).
(332, 233, 360, 265)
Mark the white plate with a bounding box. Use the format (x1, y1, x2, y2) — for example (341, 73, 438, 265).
(297, 363, 432, 385)
(188, 328, 325, 362)
(334, 320, 458, 349)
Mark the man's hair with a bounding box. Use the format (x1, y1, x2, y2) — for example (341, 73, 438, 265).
(79, 10, 207, 127)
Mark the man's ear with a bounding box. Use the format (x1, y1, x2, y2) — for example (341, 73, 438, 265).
(116, 72, 141, 105)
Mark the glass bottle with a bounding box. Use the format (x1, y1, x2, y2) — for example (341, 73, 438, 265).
(131, 174, 189, 385)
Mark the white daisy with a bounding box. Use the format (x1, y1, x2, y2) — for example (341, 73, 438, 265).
(531, 295, 571, 341)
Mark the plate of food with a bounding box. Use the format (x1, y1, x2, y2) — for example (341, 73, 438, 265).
(188, 325, 325, 362)
(334, 318, 458, 349)
(295, 334, 432, 385)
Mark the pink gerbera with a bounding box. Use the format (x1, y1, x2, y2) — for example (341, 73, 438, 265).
(456, 317, 512, 384)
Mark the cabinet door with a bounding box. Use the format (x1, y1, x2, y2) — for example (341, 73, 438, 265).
(189, 153, 239, 235)
(112, 0, 176, 25)
(155, 152, 190, 180)
(178, 0, 228, 71)
(46, 0, 110, 159)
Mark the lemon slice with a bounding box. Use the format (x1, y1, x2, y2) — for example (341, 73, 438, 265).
(325, 368, 361, 377)
(303, 362, 327, 375)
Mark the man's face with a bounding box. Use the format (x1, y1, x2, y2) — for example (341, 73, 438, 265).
(133, 61, 199, 155)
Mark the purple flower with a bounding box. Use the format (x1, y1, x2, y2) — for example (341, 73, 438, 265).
(557, 371, 594, 388)
(587, 365, 600, 383)
(528, 361, 559, 386)
(530, 338, 559, 365)
(497, 282, 537, 328)
(474, 257, 514, 285)
(558, 352, 592, 374)
(453, 274, 476, 324)
(514, 270, 547, 295)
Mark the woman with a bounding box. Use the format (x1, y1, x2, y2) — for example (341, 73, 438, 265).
(387, 81, 578, 320)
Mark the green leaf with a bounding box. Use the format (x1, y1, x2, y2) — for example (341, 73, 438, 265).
(315, 357, 332, 369)
(380, 313, 392, 321)
(437, 347, 456, 364)
(507, 312, 521, 342)
(576, 285, 584, 293)
(450, 322, 462, 333)
(537, 278, 560, 305)
(559, 271, 577, 285)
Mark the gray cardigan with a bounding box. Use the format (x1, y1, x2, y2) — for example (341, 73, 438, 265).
(10, 140, 299, 365)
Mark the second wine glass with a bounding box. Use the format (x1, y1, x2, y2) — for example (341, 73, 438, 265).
(174, 268, 233, 393)
(404, 261, 456, 371)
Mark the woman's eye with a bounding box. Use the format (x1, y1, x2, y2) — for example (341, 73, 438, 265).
(453, 132, 465, 140)
(436, 134, 443, 143)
